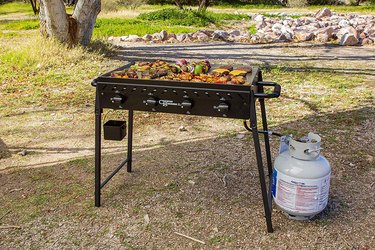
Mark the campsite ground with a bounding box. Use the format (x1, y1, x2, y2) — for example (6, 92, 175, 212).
(0, 2, 374, 249)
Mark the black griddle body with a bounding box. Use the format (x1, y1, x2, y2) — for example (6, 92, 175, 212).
(92, 63, 281, 233)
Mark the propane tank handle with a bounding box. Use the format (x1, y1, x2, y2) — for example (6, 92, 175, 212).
(304, 147, 323, 154)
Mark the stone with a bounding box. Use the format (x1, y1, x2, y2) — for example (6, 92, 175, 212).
(179, 125, 187, 132)
(315, 27, 334, 38)
(122, 35, 141, 42)
(278, 33, 292, 41)
(254, 14, 264, 23)
(339, 34, 359, 46)
(256, 21, 266, 29)
(316, 33, 330, 42)
(264, 32, 278, 42)
(167, 37, 177, 43)
(336, 26, 358, 40)
(18, 150, 27, 156)
(108, 36, 114, 41)
(188, 180, 195, 185)
(294, 31, 314, 41)
(362, 38, 373, 45)
(229, 30, 241, 36)
(271, 23, 283, 34)
(294, 19, 302, 26)
(339, 19, 349, 28)
(192, 31, 209, 41)
(160, 30, 168, 41)
(315, 8, 332, 19)
(142, 34, 152, 41)
(144, 214, 150, 224)
(359, 32, 367, 39)
(167, 33, 176, 39)
(281, 25, 293, 36)
(366, 27, 375, 36)
(250, 35, 260, 42)
(213, 30, 229, 39)
(236, 134, 245, 139)
(152, 33, 162, 41)
(176, 33, 187, 42)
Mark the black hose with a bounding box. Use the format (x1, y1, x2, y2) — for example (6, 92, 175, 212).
(243, 120, 282, 137)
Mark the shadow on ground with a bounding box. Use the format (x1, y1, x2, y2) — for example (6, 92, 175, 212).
(0, 107, 373, 248)
(0, 138, 11, 159)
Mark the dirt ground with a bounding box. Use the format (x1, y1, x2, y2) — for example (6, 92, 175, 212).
(1, 42, 374, 249)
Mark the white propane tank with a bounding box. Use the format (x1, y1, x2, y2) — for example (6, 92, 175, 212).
(272, 132, 331, 220)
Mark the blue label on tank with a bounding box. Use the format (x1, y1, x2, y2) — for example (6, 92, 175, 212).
(272, 169, 277, 198)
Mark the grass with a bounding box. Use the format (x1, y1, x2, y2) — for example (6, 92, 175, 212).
(0, 19, 39, 30)
(93, 18, 198, 38)
(0, 2, 34, 16)
(248, 24, 257, 35)
(0, 35, 111, 113)
(138, 8, 250, 27)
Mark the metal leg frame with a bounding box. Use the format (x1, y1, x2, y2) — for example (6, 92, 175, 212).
(249, 79, 274, 233)
(95, 91, 134, 207)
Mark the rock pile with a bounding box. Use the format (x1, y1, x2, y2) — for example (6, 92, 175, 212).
(253, 8, 374, 46)
(109, 8, 374, 46)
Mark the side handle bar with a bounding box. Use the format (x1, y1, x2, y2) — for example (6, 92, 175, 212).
(254, 81, 281, 99)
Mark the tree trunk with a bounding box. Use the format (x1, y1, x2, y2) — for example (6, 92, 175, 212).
(72, 0, 101, 46)
(39, 0, 100, 46)
(198, 0, 209, 12)
(175, 0, 183, 10)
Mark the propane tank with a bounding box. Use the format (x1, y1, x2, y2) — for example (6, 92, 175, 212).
(272, 132, 331, 220)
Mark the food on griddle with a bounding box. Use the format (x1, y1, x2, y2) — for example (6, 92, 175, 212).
(237, 67, 252, 73)
(218, 65, 233, 71)
(230, 76, 246, 84)
(212, 68, 230, 76)
(229, 70, 247, 77)
(110, 60, 250, 85)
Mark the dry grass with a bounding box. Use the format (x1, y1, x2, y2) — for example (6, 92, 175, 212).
(0, 34, 120, 115)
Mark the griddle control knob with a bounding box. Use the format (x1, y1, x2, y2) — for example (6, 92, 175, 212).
(110, 94, 125, 104)
(215, 102, 230, 112)
(181, 99, 193, 109)
(145, 97, 158, 106)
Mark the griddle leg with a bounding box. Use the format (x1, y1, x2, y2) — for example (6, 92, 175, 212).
(127, 110, 133, 173)
(250, 92, 273, 233)
(258, 71, 273, 177)
(95, 96, 102, 207)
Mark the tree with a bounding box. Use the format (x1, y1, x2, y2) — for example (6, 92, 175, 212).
(174, 0, 210, 11)
(175, 0, 183, 9)
(39, 0, 101, 46)
(198, 0, 209, 11)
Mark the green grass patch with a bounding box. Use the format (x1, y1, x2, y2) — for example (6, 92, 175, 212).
(0, 2, 34, 16)
(138, 8, 249, 27)
(212, 3, 283, 9)
(93, 17, 198, 37)
(0, 19, 39, 31)
(248, 23, 257, 35)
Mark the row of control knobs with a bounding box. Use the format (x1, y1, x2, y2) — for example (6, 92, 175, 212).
(110, 95, 230, 112)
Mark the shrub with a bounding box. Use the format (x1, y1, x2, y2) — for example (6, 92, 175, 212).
(288, 0, 308, 7)
(101, 0, 121, 12)
(120, 0, 147, 9)
(138, 8, 249, 26)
